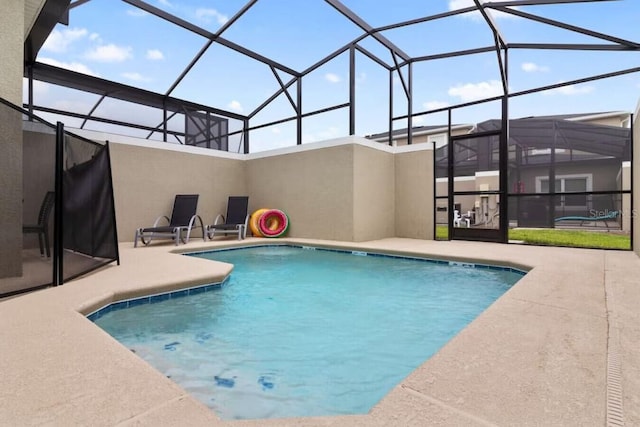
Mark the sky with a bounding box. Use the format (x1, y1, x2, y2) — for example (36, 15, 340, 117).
(28, 0, 640, 152)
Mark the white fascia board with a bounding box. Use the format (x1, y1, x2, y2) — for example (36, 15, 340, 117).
(369, 124, 474, 142)
(245, 136, 397, 160)
(64, 128, 429, 161)
(476, 170, 500, 177)
(564, 111, 630, 123)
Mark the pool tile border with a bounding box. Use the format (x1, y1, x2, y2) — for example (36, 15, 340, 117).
(187, 243, 528, 276)
(86, 278, 228, 322)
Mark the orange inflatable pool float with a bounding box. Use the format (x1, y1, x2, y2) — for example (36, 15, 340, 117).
(249, 208, 270, 237)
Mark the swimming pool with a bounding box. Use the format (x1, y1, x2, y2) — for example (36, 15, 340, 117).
(91, 245, 524, 420)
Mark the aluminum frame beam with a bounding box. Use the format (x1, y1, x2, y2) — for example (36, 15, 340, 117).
(123, 0, 300, 77)
(325, 0, 410, 61)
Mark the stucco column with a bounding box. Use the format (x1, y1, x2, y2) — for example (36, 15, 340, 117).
(0, 1, 25, 278)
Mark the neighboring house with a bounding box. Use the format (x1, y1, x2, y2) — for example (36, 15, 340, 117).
(366, 123, 475, 148)
(366, 111, 632, 231)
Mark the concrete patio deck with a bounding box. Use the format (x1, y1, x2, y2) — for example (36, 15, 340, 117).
(0, 238, 638, 426)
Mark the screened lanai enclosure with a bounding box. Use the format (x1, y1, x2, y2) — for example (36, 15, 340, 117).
(6, 0, 640, 296)
(434, 117, 632, 245)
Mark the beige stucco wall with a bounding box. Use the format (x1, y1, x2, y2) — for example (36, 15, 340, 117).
(108, 142, 246, 243)
(353, 144, 395, 241)
(0, 3, 23, 104)
(19, 132, 436, 245)
(246, 144, 355, 240)
(395, 148, 434, 239)
(0, 1, 25, 278)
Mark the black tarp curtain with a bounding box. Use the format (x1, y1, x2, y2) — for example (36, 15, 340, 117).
(62, 141, 118, 260)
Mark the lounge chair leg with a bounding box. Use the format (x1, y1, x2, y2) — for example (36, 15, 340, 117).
(43, 230, 51, 258)
(134, 229, 140, 248)
(38, 233, 45, 257)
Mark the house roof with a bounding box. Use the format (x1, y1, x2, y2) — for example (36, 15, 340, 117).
(475, 117, 631, 160)
(366, 124, 474, 141)
(367, 111, 631, 145)
(514, 111, 630, 122)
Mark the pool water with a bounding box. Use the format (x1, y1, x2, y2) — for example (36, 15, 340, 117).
(93, 245, 523, 420)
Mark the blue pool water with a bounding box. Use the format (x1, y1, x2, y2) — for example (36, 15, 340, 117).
(92, 245, 524, 420)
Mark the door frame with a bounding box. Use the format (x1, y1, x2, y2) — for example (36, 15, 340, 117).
(447, 129, 508, 243)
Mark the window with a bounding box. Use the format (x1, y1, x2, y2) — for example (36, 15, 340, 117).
(535, 174, 592, 209)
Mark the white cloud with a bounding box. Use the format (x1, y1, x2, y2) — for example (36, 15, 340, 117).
(42, 28, 88, 53)
(38, 57, 98, 76)
(522, 62, 549, 73)
(195, 8, 229, 25)
(325, 73, 341, 83)
(355, 72, 367, 85)
(449, 0, 479, 9)
(89, 33, 102, 43)
(448, 0, 518, 20)
(146, 49, 164, 60)
(122, 72, 149, 82)
(158, 0, 173, 7)
(413, 116, 425, 124)
(544, 83, 594, 96)
(85, 44, 133, 62)
(448, 80, 503, 102)
(127, 8, 148, 17)
(271, 127, 281, 134)
(53, 99, 93, 112)
(227, 100, 243, 112)
(423, 100, 450, 110)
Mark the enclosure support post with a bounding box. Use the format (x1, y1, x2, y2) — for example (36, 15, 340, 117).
(296, 78, 302, 145)
(53, 122, 64, 286)
(243, 119, 250, 154)
(349, 45, 356, 135)
(499, 49, 509, 243)
(407, 61, 413, 145)
(388, 70, 393, 146)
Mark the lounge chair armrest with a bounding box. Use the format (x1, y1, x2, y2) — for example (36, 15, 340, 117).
(180, 215, 205, 244)
(152, 215, 171, 228)
(243, 214, 249, 239)
(188, 214, 204, 230)
(213, 214, 225, 226)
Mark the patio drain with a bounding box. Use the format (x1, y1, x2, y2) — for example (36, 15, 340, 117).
(606, 331, 624, 427)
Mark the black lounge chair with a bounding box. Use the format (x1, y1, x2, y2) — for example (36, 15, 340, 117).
(23, 191, 55, 257)
(206, 196, 249, 240)
(134, 194, 204, 247)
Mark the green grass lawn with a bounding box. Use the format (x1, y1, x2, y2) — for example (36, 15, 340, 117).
(435, 225, 449, 240)
(435, 225, 630, 249)
(508, 228, 630, 249)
